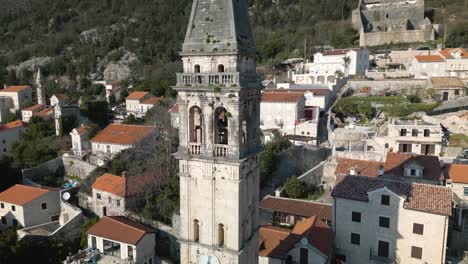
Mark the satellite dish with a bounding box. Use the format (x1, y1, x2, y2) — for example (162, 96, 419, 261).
(62, 192, 71, 201)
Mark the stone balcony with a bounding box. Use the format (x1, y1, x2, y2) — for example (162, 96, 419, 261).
(176, 72, 240, 87)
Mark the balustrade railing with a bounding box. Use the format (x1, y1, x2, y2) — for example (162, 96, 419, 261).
(176, 73, 240, 87)
(213, 144, 229, 157)
(189, 143, 202, 155)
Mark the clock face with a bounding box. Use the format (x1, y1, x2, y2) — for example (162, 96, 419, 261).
(198, 255, 220, 264)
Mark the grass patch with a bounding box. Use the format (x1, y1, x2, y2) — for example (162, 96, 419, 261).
(450, 134, 468, 148)
(382, 103, 439, 117)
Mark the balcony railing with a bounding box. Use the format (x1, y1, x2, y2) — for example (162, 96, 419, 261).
(189, 143, 202, 155)
(176, 73, 240, 87)
(213, 144, 229, 157)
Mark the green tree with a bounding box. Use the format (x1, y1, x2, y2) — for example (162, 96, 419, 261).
(80, 218, 99, 248)
(284, 177, 307, 199)
(5, 70, 17, 86)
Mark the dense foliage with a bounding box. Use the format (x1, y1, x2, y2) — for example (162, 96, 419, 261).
(260, 132, 292, 186)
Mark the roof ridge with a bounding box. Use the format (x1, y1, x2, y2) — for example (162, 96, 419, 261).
(106, 216, 147, 234)
(260, 225, 291, 234)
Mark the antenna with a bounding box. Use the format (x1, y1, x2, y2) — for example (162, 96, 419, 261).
(62, 192, 71, 201)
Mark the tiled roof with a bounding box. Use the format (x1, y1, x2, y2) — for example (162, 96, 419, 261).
(0, 184, 51, 206)
(259, 196, 332, 220)
(448, 164, 468, 184)
(92, 173, 126, 197)
(87, 216, 156, 245)
(169, 104, 179, 113)
(439, 48, 468, 59)
(259, 216, 332, 258)
(141, 96, 163, 105)
(0, 86, 31, 93)
(125, 173, 166, 197)
(0, 120, 26, 131)
(23, 104, 44, 112)
(335, 158, 384, 177)
(384, 152, 443, 181)
(261, 92, 304, 103)
(75, 126, 90, 135)
(90, 124, 155, 145)
(332, 175, 452, 216)
(414, 55, 445, 63)
(264, 88, 331, 97)
(126, 91, 149, 100)
(34, 106, 53, 117)
(430, 77, 465, 88)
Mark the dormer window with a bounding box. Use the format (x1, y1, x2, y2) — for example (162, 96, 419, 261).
(404, 163, 423, 177)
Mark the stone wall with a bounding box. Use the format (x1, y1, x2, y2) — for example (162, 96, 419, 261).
(360, 29, 434, 47)
(63, 156, 98, 179)
(348, 79, 426, 94)
(22, 157, 63, 182)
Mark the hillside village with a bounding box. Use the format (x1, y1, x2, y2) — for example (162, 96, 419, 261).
(0, 0, 468, 264)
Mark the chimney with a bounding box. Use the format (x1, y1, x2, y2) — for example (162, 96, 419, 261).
(378, 165, 384, 177)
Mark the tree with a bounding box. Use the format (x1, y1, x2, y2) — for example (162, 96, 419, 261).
(0, 156, 21, 192)
(83, 101, 109, 127)
(284, 177, 307, 199)
(81, 218, 99, 248)
(5, 70, 17, 86)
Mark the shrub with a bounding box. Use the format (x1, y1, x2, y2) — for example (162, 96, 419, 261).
(284, 178, 307, 199)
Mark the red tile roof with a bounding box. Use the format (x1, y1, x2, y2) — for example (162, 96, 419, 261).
(335, 158, 384, 177)
(259, 196, 332, 221)
(75, 125, 90, 135)
(0, 184, 51, 206)
(87, 216, 156, 245)
(384, 152, 443, 181)
(332, 175, 452, 216)
(448, 164, 468, 184)
(23, 104, 44, 112)
(439, 48, 468, 59)
(90, 124, 155, 145)
(169, 104, 179, 113)
(126, 91, 149, 100)
(262, 92, 304, 103)
(0, 86, 31, 93)
(0, 120, 26, 131)
(93, 172, 166, 198)
(141, 96, 163, 105)
(415, 55, 445, 63)
(34, 106, 53, 117)
(92, 173, 126, 197)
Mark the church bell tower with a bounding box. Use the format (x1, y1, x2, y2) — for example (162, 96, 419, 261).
(174, 0, 262, 263)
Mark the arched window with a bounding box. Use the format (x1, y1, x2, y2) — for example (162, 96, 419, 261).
(327, 75, 335, 83)
(215, 107, 228, 145)
(317, 76, 325, 84)
(412, 129, 419, 137)
(218, 224, 225, 247)
(194, 65, 201, 73)
(385, 143, 389, 149)
(218, 64, 225, 73)
(193, 220, 200, 242)
(189, 106, 203, 143)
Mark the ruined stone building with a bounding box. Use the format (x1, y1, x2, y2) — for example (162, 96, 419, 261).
(352, 0, 440, 46)
(174, 0, 262, 263)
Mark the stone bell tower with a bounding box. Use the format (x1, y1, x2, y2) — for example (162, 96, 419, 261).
(174, 0, 262, 263)
(35, 68, 46, 105)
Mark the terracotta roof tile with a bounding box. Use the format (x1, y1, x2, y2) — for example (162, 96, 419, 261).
(34, 106, 53, 117)
(259, 226, 292, 258)
(439, 48, 468, 59)
(141, 96, 163, 105)
(92, 173, 126, 197)
(90, 124, 155, 145)
(259, 196, 332, 220)
(87, 216, 156, 245)
(384, 152, 443, 181)
(93, 172, 167, 198)
(0, 86, 31, 93)
(430, 77, 464, 88)
(332, 175, 452, 216)
(415, 55, 445, 63)
(0, 120, 26, 131)
(126, 91, 149, 100)
(23, 104, 44, 112)
(448, 164, 468, 184)
(75, 126, 90, 135)
(0, 184, 51, 206)
(262, 92, 304, 103)
(335, 158, 384, 177)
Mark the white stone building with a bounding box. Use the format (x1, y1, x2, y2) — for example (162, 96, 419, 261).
(125, 92, 162, 117)
(332, 175, 452, 264)
(21, 104, 54, 123)
(0, 85, 33, 112)
(428, 77, 466, 102)
(0, 120, 26, 156)
(87, 216, 156, 264)
(292, 48, 370, 86)
(260, 91, 306, 133)
(70, 125, 91, 157)
(408, 48, 468, 79)
(90, 124, 156, 166)
(0, 185, 61, 230)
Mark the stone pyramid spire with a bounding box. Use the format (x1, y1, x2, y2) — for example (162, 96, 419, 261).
(36, 68, 46, 105)
(182, 0, 256, 55)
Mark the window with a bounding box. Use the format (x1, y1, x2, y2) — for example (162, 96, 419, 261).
(455, 90, 460, 96)
(1, 203, 4, 209)
(218, 223, 225, 247)
(194, 65, 201, 73)
(215, 107, 228, 145)
(400, 129, 407, 136)
(96, 193, 101, 200)
(381, 195, 390, 206)
(218, 64, 225, 73)
(378, 240, 389, 258)
(108, 197, 112, 203)
(412, 129, 418, 137)
(189, 106, 203, 144)
(12, 219, 18, 227)
(106, 145, 111, 154)
(116, 200, 121, 207)
(1, 217, 6, 224)
(41, 203, 47, 210)
(411, 246, 423, 259)
(410, 169, 417, 176)
(11, 205, 15, 212)
(193, 220, 199, 242)
(300, 248, 308, 264)
(351, 233, 360, 245)
(424, 129, 430, 137)
(413, 223, 424, 235)
(464, 187, 468, 196)
(352, 212, 361, 223)
(379, 217, 390, 228)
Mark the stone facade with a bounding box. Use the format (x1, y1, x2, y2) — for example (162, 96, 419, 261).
(0, 85, 33, 112)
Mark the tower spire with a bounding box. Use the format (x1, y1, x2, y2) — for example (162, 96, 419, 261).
(36, 68, 46, 105)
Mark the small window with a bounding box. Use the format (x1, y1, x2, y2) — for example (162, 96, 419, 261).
(379, 216, 390, 228)
(12, 219, 18, 227)
(378, 240, 389, 258)
(412, 129, 418, 137)
(193, 219, 200, 242)
(400, 129, 407, 136)
(381, 195, 390, 206)
(410, 169, 417, 176)
(41, 203, 47, 210)
(411, 246, 423, 259)
(424, 129, 430, 137)
(464, 187, 468, 196)
(11, 205, 15, 212)
(352, 212, 361, 223)
(116, 200, 121, 207)
(455, 90, 460, 96)
(413, 223, 424, 235)
(351, 233, 360, 245)
(108, 197, 112, 203)
(0, 203, 4, 209)
(218, 223, 225, 247)
(96, 193, 101, 200)
(1, 217, 6, 224)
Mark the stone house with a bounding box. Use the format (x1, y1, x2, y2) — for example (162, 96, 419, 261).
(408, 55, 446, 79)
(260, 91, 306, 133)
(90, 124, 156, 166)
(0, 120, 26, 156)
(70, 125, 91, 157)
(87, 216, 156, 264)
(448, 164, 468, 225)
(125, 91, 163, 117)
(0, 85, 33, 112)
(332, 175, 452, 264)
(428, 77, 466, 101)
(0, 185, 61, 230)
(438, 48, 468, 78)
(259, 216, 333, 264)
(91, 173, 163, 217)
(265, 88, 331, 111)
(21, 104, 54, 122)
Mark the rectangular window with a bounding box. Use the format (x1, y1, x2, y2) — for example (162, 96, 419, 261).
(300, 248, 308, 264)
(413, 223, 424, 235)
(351, 233, 360, 245)
(464, 187, 468, 196)
(108, 197, 112, 203)
(11, 205, 15, 212)
(455, 90, 460, 96)
(1, 217, 6, 224)
(352, 212, 361, 223)
(12, 219, 17, 227)
(424, 129, 430, 137)
(116, 200, 121, 207)
(96, 193, 101, 200)
(381, 195, 390, 206)
(1, 203, 4, 209)
(411, 246, 423, 259)
(379, 217, 390, 228)
(400, 129, 407, 136)
(378, 241, 389, 258)
(412, 129, 418, 137)
(41, 203, 47, 210)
